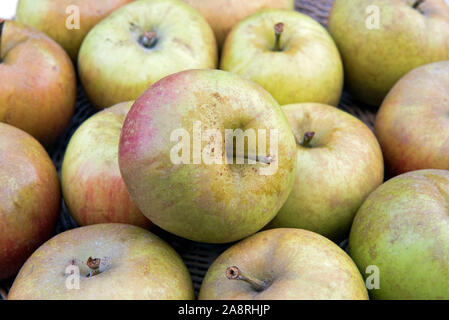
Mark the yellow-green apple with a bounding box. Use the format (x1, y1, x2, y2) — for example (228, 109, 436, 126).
(328, 0, 449, 106)
(0, 20, 76, 146)
(220, 9, 343, 106)
(0, 123, 60, 281)
(199, 228, 368, 300)
(78, 0, 217, 109)
(375, 61, 449, 176)
(182, 0, 294, 48)
(8, 223, 195, 299)
(119, 69, 297, 243)
(16, 0, 134, 61)
(349, 169, 449, 299)
(61, 101, 151, 229)
(267, 103, 384, 241)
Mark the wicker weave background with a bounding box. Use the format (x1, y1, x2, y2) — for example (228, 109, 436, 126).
(0, 0, 377, 300)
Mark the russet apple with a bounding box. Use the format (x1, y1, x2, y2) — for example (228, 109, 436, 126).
(16, 0, 133, 61)
(61, 101, 151, 229)
(0, 123, 60, 281)
(78, 0, 218, 109)
(328, 0, 449, 106)
(221, 9, 343, 106)
(349, 169, 449, 299)
(0, 20, 76, 146)
(375, 61, 449, 176)
(268, 103, 384, 241)
(182, 0, 294, 48)
(7, 223, 195, 299)
(199, 228, 368, 300)
(119, 69, 297, 243)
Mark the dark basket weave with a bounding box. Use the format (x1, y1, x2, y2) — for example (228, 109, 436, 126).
(0, 0, 377, 300)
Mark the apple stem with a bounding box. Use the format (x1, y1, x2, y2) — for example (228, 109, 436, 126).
(413, 0, 425, 9)
(273, 22, 284, 52)
(86, 257, 101, 277)
(139, 31, 158, 49)
(226, 266, 267, 292)
(301, 131, 315, 148)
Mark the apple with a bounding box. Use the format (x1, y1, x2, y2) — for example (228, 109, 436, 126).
(78, 0, 218, 110)
(220, 9, 343, 106)
(0, 123, 60, 281)
(199, 228, 368, 300)
(61, 101, 152, 229)
(349, 169, 449, 299)
(375, 61, 449, 176)
(7, 223, 195, 299)
(328, 0, 449, 106)
(0, 20, 76, 146)
(119, 69, 297, 243)
(268, 103, 384, 241)
(182, 0, 294, 49)
(16, 0, 133, 61)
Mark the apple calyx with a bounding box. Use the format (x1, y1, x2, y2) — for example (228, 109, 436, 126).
(139, 31, 158, 49)
(301, 131, 315, 148)
(412, 0, 425, 9)
(225, 266, 268, 292)
(273, 23, 284, 52)
(0, 19, 4, 63)
(86, 257, 101, 277)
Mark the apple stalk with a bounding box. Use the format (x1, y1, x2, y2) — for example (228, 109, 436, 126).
(226, 266, 268, 292)
(86, 257, 101, 277)
(139, 31, 158, 49)
(301, 131, 315, 148)
(273, 22, 284, 52)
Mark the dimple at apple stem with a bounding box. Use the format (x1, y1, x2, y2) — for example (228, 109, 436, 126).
(413, 0, 425, 9)
(273, 22, 284, 52)
(86, 257, 101, 277)
(301, 131, 315, 148)
(139, 31, 158, 49)
(225, 266, 268, 292)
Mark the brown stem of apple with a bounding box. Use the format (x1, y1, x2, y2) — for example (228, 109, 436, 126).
(86, 257, 101, 277)
(301, 131, 315, 148)
(139, 31, 158, 49)
(413, 0, 425, 9)
(273, 22, 284, 52)
(226, 266, 267, 292)
(0, 19, 4, 63)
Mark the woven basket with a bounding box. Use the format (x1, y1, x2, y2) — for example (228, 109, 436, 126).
(0, 0, 377, 300)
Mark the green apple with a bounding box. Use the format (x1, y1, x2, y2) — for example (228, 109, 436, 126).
(0, 123, 60, 281)
(328, 0, 449, 106)
(61, 101, 151, 229)
(182, 0, 294, 48)
(375, 61, 449, 176)
(268, 103, 384, 241)
(119, 69, 297, 243)
(78, 0, 217, 109)
(199, 228, 368, 300)
(16, 0, 133, 61)
(0, 20, 76, 146)
(349, 169, 449, 299)
(220, 9, 343, 106)
(8, 223, 195, 299)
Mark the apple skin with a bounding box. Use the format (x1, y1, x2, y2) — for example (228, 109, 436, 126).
(7, 223, 195, 300)
(268, 103, 384, 241)
(199, 228, 368, 300)
(0, 123, 60, 281)
(349, 169, 449, 299)
(328, 0, 449, 106)
(16, 0, 133, 61)
(182, 0, 294, 48)
(375, 61, 449, 177)
(61, 101, 151, 229)
(78, 0, 218, 110)
(119, 69, 297, 243)
(221, 9, 343, 106)
(0, 20, 76, 146)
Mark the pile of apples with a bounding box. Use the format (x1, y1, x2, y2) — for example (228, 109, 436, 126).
(0, 0, 448, 300)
